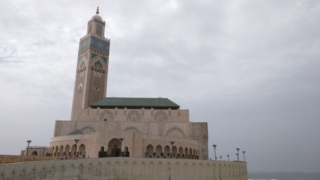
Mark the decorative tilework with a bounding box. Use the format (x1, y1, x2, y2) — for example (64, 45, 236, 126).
(102, 57, 107, 63)
(94, 61, 103, 68)
(79, 36, 110, 54)
(91, 53, 98, 59)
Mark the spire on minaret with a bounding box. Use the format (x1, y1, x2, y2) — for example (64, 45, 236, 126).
(96, 6, 99, 14)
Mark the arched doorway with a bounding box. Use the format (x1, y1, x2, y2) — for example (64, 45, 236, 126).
(71, 145, 76, 157)
(155, 145, 162, 158)
(179, 147, 183, 158)
(98, 146, 107, 158)
(108, 138, 121, 157)
(146, 144, 154, 158)
(65, 145, 70, 156)
(32, 151, 38, 156)
(79, 144, 86, 158)
(164, 146, 170, 158)
(172, 146, 177, 158)
(124, 146, 129, 157)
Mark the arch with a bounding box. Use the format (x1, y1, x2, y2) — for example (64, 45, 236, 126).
(185, 147, 188, 157)
(94, 61, 103, 68)
(99, 146, 106, 158)
(81, 126, 95, 134)
(59, 145, 64, 154)
(59, 166, 65, 179)
(39, 167, 46, 179)
(79, 144, 86, 157)
(154, 111, 168, 121)
(108, 138, 121, 157)
(71, 144, 76, 157)
(166, 127, 186, 138)
(79, 61, 85, 68)
(99, 110, 113, 121)
(172, 146, 177, 158)
(179, 147, 183, 158)
(10, 171, 15, 180)
(127, 110, 141, 121)
(31, 151, 38, 156)
(155, 145, 162, 157)
(54, 145, 59, 156)
(164, 146, 170, 157)
(124, 146, 129, 157)
(65, 145, 70, 155)
(124, 126, 140, 133)
(146, 144, 154, 157)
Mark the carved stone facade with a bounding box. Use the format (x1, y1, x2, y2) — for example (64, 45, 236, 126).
(49, 9, 209, 161)
(0, 157, 248, 180)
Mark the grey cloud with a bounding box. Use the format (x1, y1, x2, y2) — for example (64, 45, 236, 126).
(0, 0, 319, 172)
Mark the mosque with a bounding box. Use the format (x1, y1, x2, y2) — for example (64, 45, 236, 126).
(41, 7, 209, 160)
(6, 8, 249, 180)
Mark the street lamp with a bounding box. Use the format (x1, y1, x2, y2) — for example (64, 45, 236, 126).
(242, 151, 246, 161)
(227, 154, 229, 161)
(26, 140, 32, 156)
(213, 144, 217, 160)
(74, 139, 79, 157)
(119, 138, 124, 157)
(236, 148, 240, 161)
(220, 156, 222, 160)
(170, 141, 174, 158)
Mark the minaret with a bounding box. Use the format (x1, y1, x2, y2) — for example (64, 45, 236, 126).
(71, 7, 110, 120)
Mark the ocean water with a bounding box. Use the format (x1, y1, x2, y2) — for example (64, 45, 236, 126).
(248, 172, 320, 180)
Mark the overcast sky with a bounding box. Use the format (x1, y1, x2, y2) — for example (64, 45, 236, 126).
(0, 0, 319, 172)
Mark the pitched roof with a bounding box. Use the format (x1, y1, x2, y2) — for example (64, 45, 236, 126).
(68, 129, 83, 135)
(91, 97, 180, 109)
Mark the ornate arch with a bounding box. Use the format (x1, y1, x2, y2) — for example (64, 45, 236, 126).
(79, 61, 85, 68)
(94, 60, 103, 68)
(99, 110, 113, 121)
(127, 110, 141, 121)
(154, 111, 168, 121)
(0, 172, 6, 180)
(166, 127, 186, 138)
(124, 126, 140, 133)
(80, 126, 95, 134)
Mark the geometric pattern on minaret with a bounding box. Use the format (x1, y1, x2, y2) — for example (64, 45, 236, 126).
(71, 7, 110, 120)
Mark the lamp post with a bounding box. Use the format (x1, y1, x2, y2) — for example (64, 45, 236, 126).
(236, 148, 240, 161)
(213, 144, 217, 160)
(26, 140, 32, 156)
(119, 138, 124, 157)
(170, 141, 174, 158)
(220, 156, 222, 160)
(74, 139, 79, 157)
(242, 151, 246, 161)
(227, 154, 229, 161)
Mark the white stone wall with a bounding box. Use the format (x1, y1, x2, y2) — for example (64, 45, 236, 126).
(49, 131, 203, 159)
(51, 108, 208, 159)
(72, 108, 190, 122)
(0, 158, 247, 180)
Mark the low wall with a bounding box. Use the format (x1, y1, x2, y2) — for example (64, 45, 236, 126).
(0, 157, 247, 180)
(0, 155, 57, 165)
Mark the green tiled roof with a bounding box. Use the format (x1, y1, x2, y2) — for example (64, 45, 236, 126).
(91, 97, 180, 109)
(68, 129, 83, 135)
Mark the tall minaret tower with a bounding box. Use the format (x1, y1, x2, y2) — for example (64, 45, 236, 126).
(71, 7, 110, 120)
